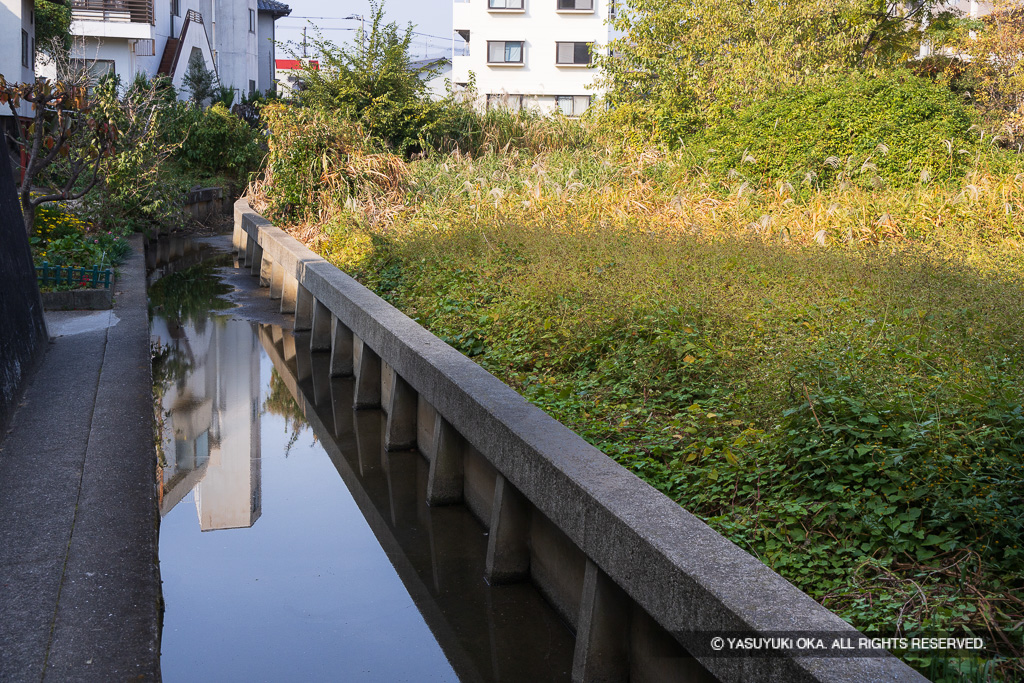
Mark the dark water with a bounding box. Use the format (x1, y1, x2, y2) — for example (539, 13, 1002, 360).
(150, 238, 574, 682)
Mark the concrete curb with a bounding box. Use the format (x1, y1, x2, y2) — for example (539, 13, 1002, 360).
(235, 199, 927, 683)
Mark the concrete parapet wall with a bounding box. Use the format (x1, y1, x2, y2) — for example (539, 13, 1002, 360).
(234, 199, 927, 683)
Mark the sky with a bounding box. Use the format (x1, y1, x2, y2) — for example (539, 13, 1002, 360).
(273, 0, 456, 61)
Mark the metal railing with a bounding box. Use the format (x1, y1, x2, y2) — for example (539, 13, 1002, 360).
(71, 0, 154, 25)
(36, 263, 113, 290)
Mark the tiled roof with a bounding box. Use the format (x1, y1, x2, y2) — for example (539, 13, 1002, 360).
(257, 0, 291, 17)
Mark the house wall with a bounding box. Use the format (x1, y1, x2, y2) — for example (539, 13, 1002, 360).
(257, 12, 275, 93)
(67, 0, 277, 100)
(452, 0, 614, 114)
(1, 0, 35, 93)
(216, 0, 259, 94)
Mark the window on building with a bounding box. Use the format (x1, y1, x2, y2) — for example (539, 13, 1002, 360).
(555, 42, 592, 65)
(249, 79, 256, 94)
(486, 93, 524, 111)
(172, 0, 180, 16)
(487, 41, 523, 64)
(249, 9, 256, 32)
(489, 0, 524, 8)
(555, 95, 591, 116)
(71, 59, 116, 89)
(22, 30, 29, 68)
(558, 0, 592, 9)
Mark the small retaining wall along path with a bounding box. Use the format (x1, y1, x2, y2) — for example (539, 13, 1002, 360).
(235, 199, 927, 683)
(0, 153, 48, 431)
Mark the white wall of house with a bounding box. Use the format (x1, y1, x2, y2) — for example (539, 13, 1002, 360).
(215, 0, 259, 94)
(257, 12, 275, 94)
(1, 0, 35, 86)
(452, 0, 614, 115)
(0, 0, 35, 119)
(65, 0, 283, 100)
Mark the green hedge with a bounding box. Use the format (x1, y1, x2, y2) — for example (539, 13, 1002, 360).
(692, 73, 979, 187)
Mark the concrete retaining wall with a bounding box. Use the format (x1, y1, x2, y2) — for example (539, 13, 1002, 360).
(41, 286, 114, 311)
(234, 199, 927, 683)
(184, 186, 232, 222)
(0, 157, 48, 433)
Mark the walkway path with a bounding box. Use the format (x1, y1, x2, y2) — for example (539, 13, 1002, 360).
(0, 235, 161, 681)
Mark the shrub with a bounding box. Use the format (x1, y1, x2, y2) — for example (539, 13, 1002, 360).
(258, 102, 406, 223)
(168, 102, 266, 183)
(30, 204, 130, 269)
(691, 72, 979, 187)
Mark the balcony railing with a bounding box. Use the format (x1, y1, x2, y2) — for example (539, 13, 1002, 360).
(71, 0, 154, 25)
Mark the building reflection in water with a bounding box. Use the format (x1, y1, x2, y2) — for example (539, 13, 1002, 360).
(153, 315, 263, 531)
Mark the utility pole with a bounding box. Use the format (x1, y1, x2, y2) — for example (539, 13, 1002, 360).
(345, 14, 365, 60)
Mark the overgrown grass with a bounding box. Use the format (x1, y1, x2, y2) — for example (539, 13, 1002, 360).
(251, 114, 1024, 680)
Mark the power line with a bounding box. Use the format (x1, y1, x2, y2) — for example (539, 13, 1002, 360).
(278, 17, 455, 42)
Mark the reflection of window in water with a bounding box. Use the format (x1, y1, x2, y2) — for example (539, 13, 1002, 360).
(263, 368, 310, 456)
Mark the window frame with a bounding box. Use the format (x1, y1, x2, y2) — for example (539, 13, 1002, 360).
(556, 0, 593, 11)
(486, 93, 524, 112)
(249, 9, 256, 33)
(555, 94, 591, 117)
(488, 0, 524, 10)
(555, 41, 593, 66)
(486, 40, 525, 65)
(22, 30, 29, 68)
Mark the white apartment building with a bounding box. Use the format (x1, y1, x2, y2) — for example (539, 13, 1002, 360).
(0, 0, 36, 120)
(66, 0, 289, 100)
(452, 0, 615, 116)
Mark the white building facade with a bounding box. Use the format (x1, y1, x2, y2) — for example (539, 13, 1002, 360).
(0, 0, 36, 121)
(66, 0, 289, 100)
(452, 0, 615, 115)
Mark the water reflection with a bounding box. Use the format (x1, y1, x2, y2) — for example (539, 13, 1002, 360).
(152, 252, 574, 682)
(153, 316, 263, 530)
(255, 324, 575, 682)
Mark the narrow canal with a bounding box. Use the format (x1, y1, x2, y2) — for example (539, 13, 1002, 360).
(147, 236, 575, 682)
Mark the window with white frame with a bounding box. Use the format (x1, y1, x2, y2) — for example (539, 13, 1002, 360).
(555, 95, 591, 116)
(557, 0, 593, 9)
(555, 42, 592, 65)
(172, 0, 180, 16)
(487, 41, 524, 64)
(487, 93, 524, 111)
(489, 0, 524, 8)
(72, 59, 116, 89)
(249, 9, 256, 32)
(21, 30, 29, 68)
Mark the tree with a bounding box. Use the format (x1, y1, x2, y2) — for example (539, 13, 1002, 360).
(0, 76, 117, 234)
(947, 0, 1024, 139)
(597, 0, 961, 142)
(35, 0, 72, 62)
(182, 52, 216, 108)
(293, 0, 443, 154)
(0, 69, 167, 234)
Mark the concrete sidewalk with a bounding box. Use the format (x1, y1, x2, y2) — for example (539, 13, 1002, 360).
(0, 235, 161, 681)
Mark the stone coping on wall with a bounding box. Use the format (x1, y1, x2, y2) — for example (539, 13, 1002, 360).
(234, 199, 927, 683)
